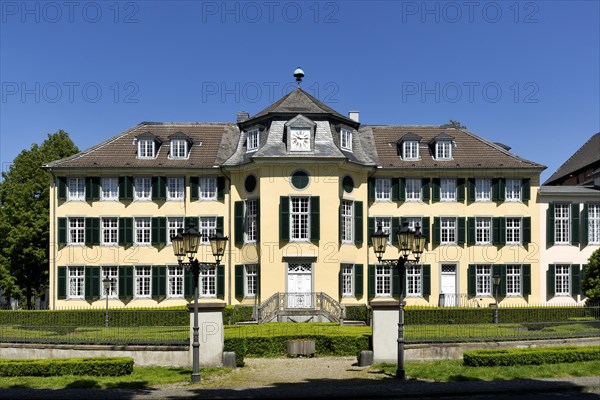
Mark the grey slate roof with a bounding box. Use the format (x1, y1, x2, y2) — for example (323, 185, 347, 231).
(538, 186, 600, 195)
(544, 132, 600, 185)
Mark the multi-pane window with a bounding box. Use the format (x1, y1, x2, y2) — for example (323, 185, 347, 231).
(101, 266, 118, 298)
(341, 264, 353, 297)
(375, 179, 391, 201)
(245, 265, 258, 297)
(245, 200, 257, 243)
(505, 179, 521, 201)
(68, 266, 84, 298)
(198, 217, 217, 245)
(199, 178, 217, 200)
(167, 217, 184, 244)
(101, 218, 118, 245)
(134, 177, 152, 200)
(247, 129, 259, 152)
(475, 265, 491, 295)
(341, 128, 352, 151)
(170, 139, 187, 158)
(168, 265, 184, 297)
(506, 218, 521, 244)
(406, 265, 421, 296)
(67, 178, 85, 200)
(405, 217, 422, 232)
(200, 265, 216, 297)
(589, 204, 600, 244)
(167, 177, 185, 200)
(138, 139, 155, 158)
(68, 218, 85, 244)
(441, 179, 456, 201)
(440, 217, 456, 244)
(291, 197, 310, 240)
(341, 200, 353, 242)
(375, 265, 392, 296)
(436, 141, 452, 159)
(135, 217, 151, 245)
(135, 266, 151, 297)
(375, 217, 392, 244)
(101, 177, 118, 200)
(403, 141, 419, 160)
(554, 204, 570, 244)
(475, 179, 491, 201)
(506, 265, 521, 296)
(555, 265, 570, 295)
(405, 179, 421, 201)
(476, 218, 492, 244)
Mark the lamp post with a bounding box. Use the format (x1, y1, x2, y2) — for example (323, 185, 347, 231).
(371, 221, 426, 381)
(492, 270, 501, 324)
(102, 275, 114, 328)
(171, 223, 228, 383)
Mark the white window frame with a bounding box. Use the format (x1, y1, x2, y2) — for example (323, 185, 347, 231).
(406, 264, 422, 297)
(245, 200, 258, 243)
(167, 177, 185, 201)
(375, 179, 392, 201)
(475, 217, 492, 245)
(68, 266, 85, 299)
(170, 139, 188, 159)
(101, 217, 118, 245)
(101, 266, 118, 298)
(134, 177, 152, 201)
(135, 266, 152, 298)
(168, 265, 184, 297)
(402, 141, 419, 160)
(290, 197, 310, 241)
(199, 177, 217, 200)
(405, 178, 421, 201)
(67, 178, 85, 201)
(200, 265, 217, 298)
(375, 264, 392, 297)
(341, 200, 353, 243)
(440, 178, 456, 202)
(199, 217, 217, 245)
(506, 265, 521, 296)
(138, 139, 155, 159)
(341, 128, 352, 152)
(505, 217, 521, 245)
(554, 204, 570, 244)
(475, 265, 492, 296)
(475, 179, 492, 201)
(375, 217, 392, 244)
(555, 264, 570, 296)
(68, 217, 85, 244)
(134, 217, 151, 245)
(505, 179, 521, 202)
(100, 177, 119, 201)
(341, 264, 353, 297)
(436, 141, 452, 160)
(167, 217, 184, 245)
(588, 204, 600, 244)
(245, 264, 258, 297)
(247, 129, 259, 152)
(440, 217, 456, 245)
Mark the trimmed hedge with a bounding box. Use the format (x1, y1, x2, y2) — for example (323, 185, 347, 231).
(463, 346, 600, 367)
(344, 305, 371, 324)
(0, 357, 134, 376)
(223, 306, 254, 325)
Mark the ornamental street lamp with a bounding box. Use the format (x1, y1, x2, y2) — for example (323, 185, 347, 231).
(102, 275, 114, 328)
(171, 223, 228, 383)
(492, 270, 501, 324)
(372, 221, 426, 381)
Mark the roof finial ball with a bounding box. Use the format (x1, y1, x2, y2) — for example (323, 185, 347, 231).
(293, 67, 304, 86)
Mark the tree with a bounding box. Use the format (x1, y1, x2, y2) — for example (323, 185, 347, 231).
(440, 120, 467, 129)
(0, 130, 78, 308)
(583, 248, 600, 305)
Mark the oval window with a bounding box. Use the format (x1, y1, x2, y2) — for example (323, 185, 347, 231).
(291, 170, 309, 190)
(342, 175, 354, 193)
(244, 174, 257, 193)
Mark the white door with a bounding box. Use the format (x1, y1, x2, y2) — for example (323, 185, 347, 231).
(440, 264, 457, 306)
(287, 263, 313, 308)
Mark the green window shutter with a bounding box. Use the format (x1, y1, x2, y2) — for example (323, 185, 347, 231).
(235, 265, 244, 298)
(216, 216, 224, 234)
(572, 264, 581, 295)
(498, 178, 506, 201)
(467, 217, 475, 245)
(582, 204, 589, 246)
(354, 264, 364, 298)
(523, 217, 531, 245)
(85, 177, 100, 201)
(522, 178, 531, 201)
(467, 265, 476, 297)
(118, 217, 133, 246)
(152, 176, 166, 200)
(547, 264, 556, 298)
(368, 264, 375, 298)
(310, 196, 320, 241)
(338, 204, 342, 242)
(368, 178, 375, 202)
(338, 265, 343, 298)
(457, 178, 465, 202)
(421, 178, 430, 202)
(184, 268, 195, 298)
(422, 264, 431, 296)
(571, 203, 580, 245)
(432, 178, 440, 202)
(190, 177, 199, 201)
(151, 266, 166, 299)
(57, 266, 67, 299)
(184, 217, 198, 230)
(392, 266, 400, 297)
(493, 217, 505, 245)
(467, 178, 475, 202)
(84, 266, 100, 300)
(493, 264, 506, 296)
(85, 217, 100, 246)
(391, 217, 400, 245)
(582, 264, 588, 287)
(217, 266, 225, 299)
(433, 217, 441, 245)
(57, 177, 67, 201)
(522, 264, 531, 295)
(491, 178, 500, 201)
(368, 217, 375, 245)
(398, 178, 406, 201)
(119, 266, 133, 299)
(58, 218, 67, 245)
(391, 178, 400, 201)
(234, 201, 244, 245)
(151, 217, 166, 245)
(354, 201, 363, 245)
(547, 203, 555, 245)
(421, 217, 430, 244)
(118, 176, 133, 200)
(457, 217, 466, 245)
(217, 177, 226, 201)
(280, 196, 290, 241)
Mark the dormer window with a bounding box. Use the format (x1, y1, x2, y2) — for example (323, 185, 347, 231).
(286, 114, 316, 153)
(436, 141, 452, 160)
(138, 139, 155, 159)
(247, 129, 259, 152)
(170, 139, 188, 159)
(403, 141, 419, 160)
(341, 128, 352, 152)
(290, 128, 311, 151)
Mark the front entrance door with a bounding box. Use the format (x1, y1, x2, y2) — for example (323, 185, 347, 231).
(287, 263, 313, 308)
(440, 264, 457, 306)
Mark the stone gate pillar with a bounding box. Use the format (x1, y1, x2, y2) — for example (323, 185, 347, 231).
(370, 300, 400, 363)
(188, 302, 226, 367)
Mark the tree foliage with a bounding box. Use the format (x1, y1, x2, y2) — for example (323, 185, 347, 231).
(583, 248, 600, 305)
(0, 130, 78, 308)
(440, 120, 467, 129)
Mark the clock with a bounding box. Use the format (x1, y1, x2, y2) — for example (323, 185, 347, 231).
(291, 129, 311, 151)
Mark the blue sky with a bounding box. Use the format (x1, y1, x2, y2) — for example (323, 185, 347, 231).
(1, 1, 598, 182)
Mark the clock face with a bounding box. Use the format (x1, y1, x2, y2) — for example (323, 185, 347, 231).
(291, 129, 311, 151)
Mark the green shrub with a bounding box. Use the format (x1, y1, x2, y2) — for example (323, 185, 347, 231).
(224, 337, 247, 367)
(223, 306, 254, 325)
(344, 305, 371, 324)
(463, 346, 600, 367)
(0, 357, 134, 376)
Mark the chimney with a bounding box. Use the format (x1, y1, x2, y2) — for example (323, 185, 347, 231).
(237, 111, 249, 123)
(348, 111, 359, 122)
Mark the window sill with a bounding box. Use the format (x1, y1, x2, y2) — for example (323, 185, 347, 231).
(166, 198, 185, 202)
(100, 243, 119, 247)
(67, 243, 86, 247)
(133, 199, 153, 202)
(100, 198, 120, 202)
(133, 243, 153, 247)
